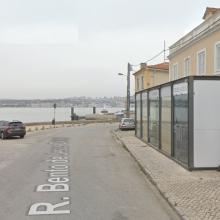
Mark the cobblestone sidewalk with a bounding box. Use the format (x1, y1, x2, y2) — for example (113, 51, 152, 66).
(114, 130, 220, 220)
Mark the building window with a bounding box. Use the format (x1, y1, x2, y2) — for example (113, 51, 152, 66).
(141, 76, 144, 89)
(215, 42, 220, 73)
(184, 57, 190, 76)
(173, 64, 178, 80)
(137, 78, 140, 90)
(197, 49, 206, 75)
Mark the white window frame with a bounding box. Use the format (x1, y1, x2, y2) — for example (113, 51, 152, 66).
(197, 48, 206, 75)
(141, 76, 144, 89)
(214, 41, 220, 74)
(136, 78, 140, 91)
(184, 56, 191, 77)
(169, 63, 172, 81)
(173, 63, 178, 80)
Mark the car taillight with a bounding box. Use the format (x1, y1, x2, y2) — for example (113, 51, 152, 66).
(6, 128, 12, 133)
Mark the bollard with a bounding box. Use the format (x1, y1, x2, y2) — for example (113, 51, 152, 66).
(71, 107, 74, 121)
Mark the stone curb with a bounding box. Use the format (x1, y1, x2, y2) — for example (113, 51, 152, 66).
(112, 130, 184, 220)
(26, 124, 74, 133)
(26, 120, 117, 133)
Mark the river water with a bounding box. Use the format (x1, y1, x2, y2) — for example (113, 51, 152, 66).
(0, 107, 124, 123)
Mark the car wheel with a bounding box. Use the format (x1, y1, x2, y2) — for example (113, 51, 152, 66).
(20, 135, 24, 139)
(1, 132, 5, 140)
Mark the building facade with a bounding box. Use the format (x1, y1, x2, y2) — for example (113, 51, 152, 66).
(135, 7, 220, 170)
(168, 7, 220, 80)
(133, 62, 169, 92)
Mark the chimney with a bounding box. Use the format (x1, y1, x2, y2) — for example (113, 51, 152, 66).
(140, 63, 147, 69)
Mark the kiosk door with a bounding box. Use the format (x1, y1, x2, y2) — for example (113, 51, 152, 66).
(173, 83, 189, 165)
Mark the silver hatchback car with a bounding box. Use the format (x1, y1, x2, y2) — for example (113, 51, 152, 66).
(119, 118, 135, 130)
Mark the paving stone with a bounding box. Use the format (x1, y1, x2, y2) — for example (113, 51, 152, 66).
(114, 130, 220, 220)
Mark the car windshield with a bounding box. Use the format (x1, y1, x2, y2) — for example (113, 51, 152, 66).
(123, 119, 134, 123)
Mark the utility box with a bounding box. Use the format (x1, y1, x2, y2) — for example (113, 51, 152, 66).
(135, 76, 220, 169)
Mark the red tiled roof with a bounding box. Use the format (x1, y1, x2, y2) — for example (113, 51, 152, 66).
(148, 62, 169, 71)
(133, 62, 169, 75)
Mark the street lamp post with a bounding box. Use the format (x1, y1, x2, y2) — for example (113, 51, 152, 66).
(118, 62, 131, 118)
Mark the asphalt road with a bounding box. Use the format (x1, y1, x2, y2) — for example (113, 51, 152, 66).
(0, 123, 180, 220)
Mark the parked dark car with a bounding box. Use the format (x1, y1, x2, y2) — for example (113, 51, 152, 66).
(119, 118, 135, 130)
(0, 120, 26, 139)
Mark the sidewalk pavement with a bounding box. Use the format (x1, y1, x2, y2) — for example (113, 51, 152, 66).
(113, 129, 220, 220)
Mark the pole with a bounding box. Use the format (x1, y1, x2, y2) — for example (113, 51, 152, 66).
(164, 40, 166, 63)
(71, 107, 74, 120)
(127, 63, 131, 118)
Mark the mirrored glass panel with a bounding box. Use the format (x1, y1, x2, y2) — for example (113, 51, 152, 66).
(142, 92, 148, 142)
(173, 82, 188, 165)
(161, 86, 171, 155)
(149, 89, 159, 147)
(136, 94, 141, 138)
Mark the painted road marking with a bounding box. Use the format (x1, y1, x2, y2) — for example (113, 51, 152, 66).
(28, 138, 71, 216)
(36, 183, 69, 192)
(28, 199, 70, 215)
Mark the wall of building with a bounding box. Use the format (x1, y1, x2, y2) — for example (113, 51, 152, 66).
(169, 30, 220, 80)
(134, 68, 169, 92)
(134, 68, 150, 92)
(151, 70, 169, 87)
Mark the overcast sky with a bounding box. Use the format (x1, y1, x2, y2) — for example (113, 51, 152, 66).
(0, 0, 219, 99)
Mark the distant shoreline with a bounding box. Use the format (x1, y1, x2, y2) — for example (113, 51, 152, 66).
(0, 106, 124, 108)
